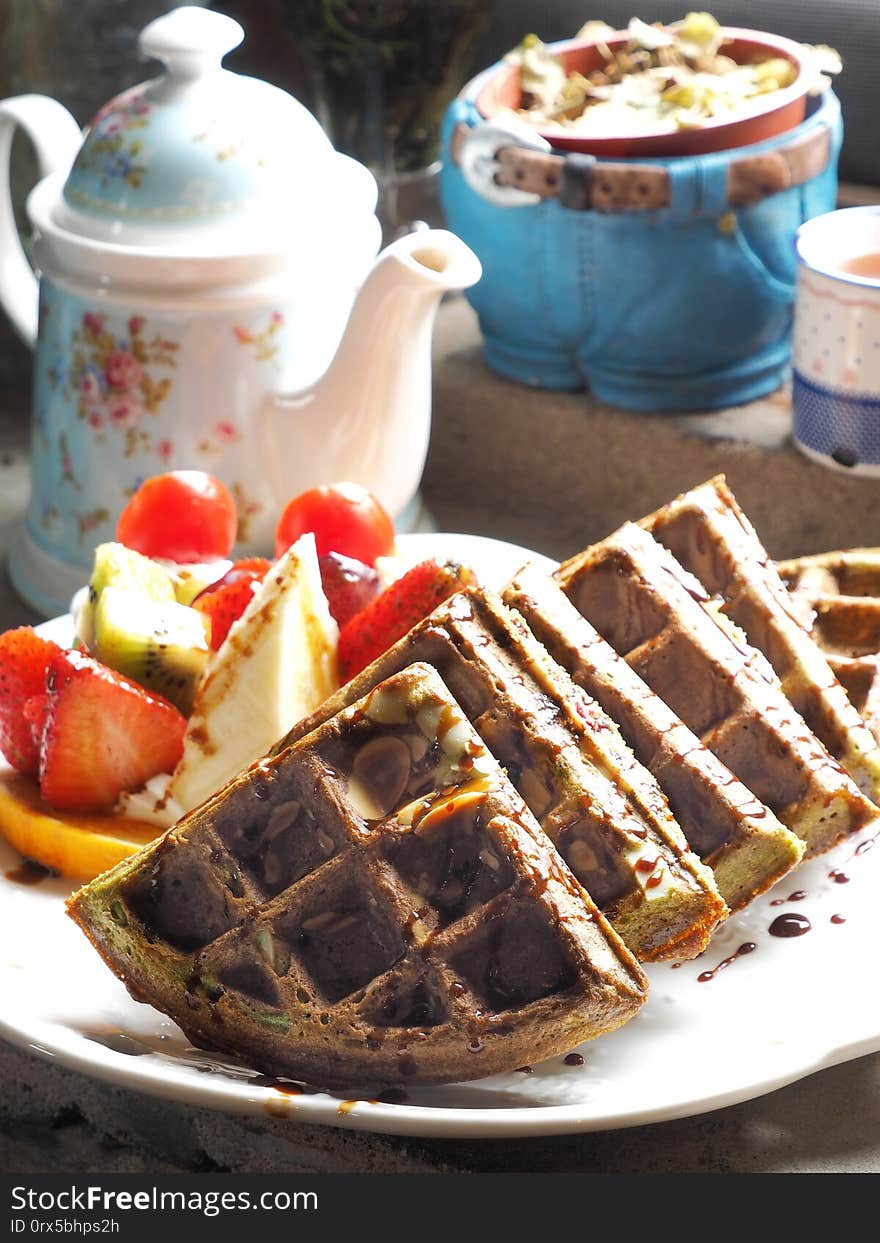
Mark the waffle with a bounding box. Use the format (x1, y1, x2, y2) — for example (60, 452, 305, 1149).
(281, 588, 726, 963)
(68, 664, 647, 1090)
(779, 548, 880, 747)
(503, 564, 804, 911)
(642, 476, 880, 804)
(556, 523, 880, 857)
(779, 548, 880, 599)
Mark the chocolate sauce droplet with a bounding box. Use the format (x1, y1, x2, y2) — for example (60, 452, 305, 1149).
(829, 869, 849, 884)
(830, 914, 846, 925)
(769, 912, 811, 937)
(564, 1052, 584, 1067)
(4, 860, 53, 887)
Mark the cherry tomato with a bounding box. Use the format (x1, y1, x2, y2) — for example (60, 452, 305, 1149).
(116, 471, 238, 562)
(274, 483, 395, 565)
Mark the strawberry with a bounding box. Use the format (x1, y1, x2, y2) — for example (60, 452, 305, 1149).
(40, 648, 187, 811)
(193, 557, 271, 650)
(319, 552, 380, 628)
(338, 559, 476, 682)
(0, 627, 63, 775)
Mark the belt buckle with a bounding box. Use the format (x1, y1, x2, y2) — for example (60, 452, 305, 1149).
(458, 118, 552, 207)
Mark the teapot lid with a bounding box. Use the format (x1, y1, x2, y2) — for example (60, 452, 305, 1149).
(55, 6, 370, 251)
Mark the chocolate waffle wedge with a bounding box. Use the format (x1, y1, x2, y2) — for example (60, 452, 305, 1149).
(281, 588, 726, 963)
(779, 548, 880, 747)
(642, 476, 880, 804)
(68, 664, 647, 1090)
(556, 523, 880, 858)
(779, 547, 880, 599)
(503, 564, 804, 912)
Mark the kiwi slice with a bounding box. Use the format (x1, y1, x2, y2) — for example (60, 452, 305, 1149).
(77, 543, 176, 648)
(91, 542, 176, 599)
(93, 587, 211, 715)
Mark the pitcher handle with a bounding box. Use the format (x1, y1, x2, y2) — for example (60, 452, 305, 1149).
(0, 95, 81, 346)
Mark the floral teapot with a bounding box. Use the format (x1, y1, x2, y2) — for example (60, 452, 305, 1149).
(0, 6, 480, 614)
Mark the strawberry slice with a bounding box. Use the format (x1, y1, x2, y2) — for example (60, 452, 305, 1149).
(40, 649, 187, 811)
(193, 557, 271, 649)
(0, 627, 63, 775)
(338, 559, 476, 682)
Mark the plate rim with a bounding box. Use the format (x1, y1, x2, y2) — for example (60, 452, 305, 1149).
(1, 998, 875, 1140)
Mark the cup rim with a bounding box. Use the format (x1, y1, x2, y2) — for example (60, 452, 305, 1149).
(796, 205, 880, 290)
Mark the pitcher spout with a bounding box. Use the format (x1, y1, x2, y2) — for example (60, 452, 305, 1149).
(262, 228, 481, 523)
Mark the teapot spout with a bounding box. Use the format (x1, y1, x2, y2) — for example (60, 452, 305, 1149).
(262, 228, 481, 523)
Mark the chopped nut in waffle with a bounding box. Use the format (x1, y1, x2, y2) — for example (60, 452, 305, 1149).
(67, 664, 647, 1090)
(503, 564, 804, 912)
(642, 476, 880, 804)
(281, 588, 726, 964)
(779, 548, 880, 748)
(556, 523, 880, 857)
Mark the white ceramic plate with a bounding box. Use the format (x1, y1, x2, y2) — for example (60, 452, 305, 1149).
(2, 532, 880, 1139)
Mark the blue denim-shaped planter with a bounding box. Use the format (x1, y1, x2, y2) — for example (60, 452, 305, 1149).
(440, 89, 842, 411)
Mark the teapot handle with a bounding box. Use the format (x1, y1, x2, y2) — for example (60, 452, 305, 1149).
(0, 95, 81, 347)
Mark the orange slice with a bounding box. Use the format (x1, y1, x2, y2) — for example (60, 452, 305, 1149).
(0, 772, 161, 882)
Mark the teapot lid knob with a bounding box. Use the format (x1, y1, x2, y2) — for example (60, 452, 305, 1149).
(139, 5, 244, 79)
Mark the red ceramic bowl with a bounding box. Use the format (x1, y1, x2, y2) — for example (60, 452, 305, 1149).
(475, 26, 810, 158)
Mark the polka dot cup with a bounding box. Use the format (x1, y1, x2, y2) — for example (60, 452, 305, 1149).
(793, 206, 880, 474)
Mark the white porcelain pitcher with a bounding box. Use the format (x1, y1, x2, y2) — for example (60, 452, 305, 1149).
(0, 6, 481, 615)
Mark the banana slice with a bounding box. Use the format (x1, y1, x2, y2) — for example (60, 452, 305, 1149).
(167, 533, 339, 814)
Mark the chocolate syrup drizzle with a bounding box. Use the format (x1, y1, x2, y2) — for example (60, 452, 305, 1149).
(697, 942, 756, 983)
(4, 860, 54, 887)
